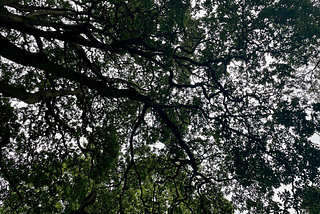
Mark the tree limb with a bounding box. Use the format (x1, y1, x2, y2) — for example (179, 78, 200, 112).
(153, 106, 197, 170)
(0, 0, 19, 6)
(0, 35, 152, 104)
(0, 81, 80, 104)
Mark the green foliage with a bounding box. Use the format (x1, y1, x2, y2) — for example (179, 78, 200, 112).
(299, 186, 320, 214)
(0, 0, 319, 213)
(0, 97, 19, 146)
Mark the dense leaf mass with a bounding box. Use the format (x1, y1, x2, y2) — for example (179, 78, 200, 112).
(0, 0, 319, 213)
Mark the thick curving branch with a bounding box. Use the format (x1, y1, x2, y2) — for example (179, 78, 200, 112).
(153, 106, 197, 170)
(0, 35, 153, 104)
(0, 81, 80, 104)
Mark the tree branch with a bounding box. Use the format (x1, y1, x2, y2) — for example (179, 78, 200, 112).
(0, 35, 153, 104)
(153, 106, 197, 170)
(0, 81, 80, 104)
(0, 0, 19, 6)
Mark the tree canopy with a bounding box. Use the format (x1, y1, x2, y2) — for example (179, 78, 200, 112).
(0, 0, 319, 213)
